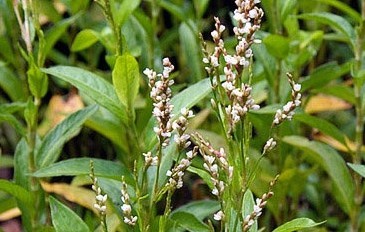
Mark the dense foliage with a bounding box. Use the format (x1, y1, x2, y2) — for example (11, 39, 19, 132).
(0, 0, 365, 231)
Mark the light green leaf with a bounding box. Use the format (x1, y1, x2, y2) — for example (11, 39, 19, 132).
(159, 1, 185, 21)
(169, 211, 210, 232)
(114, 0, 141, 26)
(297, 12, 356, 48)
(348, 163, 365, 178)
(252, 43, 276, 87)
(313, 0, 361, 23)
(41, 66, 128, 123)
(50, 196, 90, 232)
(71, 29, 99, 52)
(272, 218, 324, 232)
(280, 0, 297, 23)
(243, 190, 257, 232)
(0, 113, 26, 136)
(0, 155, 13, 168)
(36, 105, 98, 168)
(282, 136, 355, 214)
(33, 158, 134, 185)
(27, 60, 48, 98)
(172, 200, 220, 221)
(193, 0, 210, 18)
(112, 53, 140, 113)
(263, 34, 290, 59)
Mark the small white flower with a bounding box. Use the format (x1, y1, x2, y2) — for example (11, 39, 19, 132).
(294, 83, 301, 92)
(166, 170, 172, 176)
(121, 204, 132, 214)
(213, 210, 224, 221)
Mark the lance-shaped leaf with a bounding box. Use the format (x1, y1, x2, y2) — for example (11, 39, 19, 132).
(272, 218, 324, 232)
(283, 135, 355, 214)
(50, 196, 90, 232)
(36, 105, 98, 168)
(112, 53, 140, 115)
(41, 66, 128, 123)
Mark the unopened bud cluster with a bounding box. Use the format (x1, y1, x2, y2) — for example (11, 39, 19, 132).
(194, 133, 233, 198)
(143, 58, 175, 147)
(242, 175, 278, 231)
(172, 107, 194, 149)
(121, 177, 137, 226)
(143, 151, 158, 167)
(90, 176, 108, 215)
(263, 137, 276, 154)
(273, 74, 302, 125)
(166, 147, 198, 189)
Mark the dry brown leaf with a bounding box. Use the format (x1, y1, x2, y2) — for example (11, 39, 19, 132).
(305, 94, 352, 114)
(40, 181, 111, 214)
(0, 208, 21, 221)
(38, 91, 84, 136)
(313, 133, 365, 153)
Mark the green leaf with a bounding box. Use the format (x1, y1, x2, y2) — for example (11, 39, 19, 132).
(14, 138, 31, 190)
(33, 158, 134, 185)
(0, 179, 34, 231)
(112, 53, 140, 114)
(193, 0, 210, 18)
(169, 211, 210, 232)
(297, 12, 356, 48)
(294, 113, 347, 147)
(252, 43, 276, 87)
(0, 113, 26, 136)
(263, 34, 290, 59)
(114, 0, 141, 26)
(171, 200, 220, 221)
(282, 136, 355, 214)
(49, 196, 90, 232)
(159, 1, 185, 21)
(27, 60, 48, 98)
(316, 85, 355, 104)
(179, 22, 202, 82)
(44, 14, 79, 57)
(0, 62, 26, 101)
(71, 29, 99, 52)
(36, 105, 98, 168)
(280, 0, 297, 23)
(41, 66, 128, 123)
(348, 163, 365, 178)
(301, 61, 351, 91)
(243, 190, 257, 232)
(272, 218, 324, 232)
(313, 0, 361, 23)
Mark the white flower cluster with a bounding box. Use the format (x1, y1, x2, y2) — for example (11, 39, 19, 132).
(213, 210, 225, 221)
(143, 151, 158, 166)
(194, 134, 233, 197)
(273, 74, 302, 125)
(121, 178, 137, 226)
(143, 58, 175, 147)
(243, 191, 273, 231)
(166, 147, 198, 189)
(172, 107, 194, 149)
(263, 137, 276, 154)
(202, 0, 263, 134)
(91, 178, 108, 214)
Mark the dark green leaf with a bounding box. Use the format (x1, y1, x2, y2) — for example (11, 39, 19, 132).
(36, 105, 98, 168)
(179, 22, 202, 82)
(0, 62, 26, 101)
(252, 43, 276, 87)
(169, 211, 210, 232)
(301, 62, 351, 91)
(313, 0, 361, 23)
(49, 196, 90, 232)
(33, 158, 134, 185)
(294, 113, 347, 146)
(159, 1, 185, 21)
(282, 136, 355, 214)
(41, 66, 128, 123)
(243, 190, 257, 232)
(348, 163, 365, 178)
(0, 113, 26, 136)
(297, 12, 356, 48)
(272, 218, 324, 232)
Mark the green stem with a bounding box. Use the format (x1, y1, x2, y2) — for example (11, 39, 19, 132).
(350, 1, 365, 231)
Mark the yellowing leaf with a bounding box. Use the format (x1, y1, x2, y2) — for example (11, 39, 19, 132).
(305, 94, 351, 113)
(313, 133, 365, 153)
